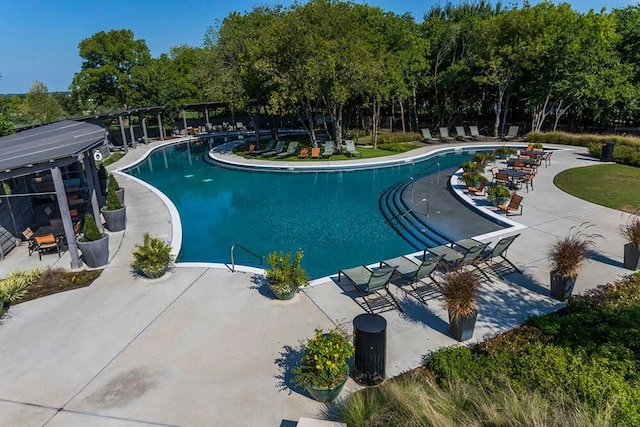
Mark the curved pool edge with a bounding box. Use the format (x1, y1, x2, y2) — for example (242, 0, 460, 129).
(113, 136, 563, 278)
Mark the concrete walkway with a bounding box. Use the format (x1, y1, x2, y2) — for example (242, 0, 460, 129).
(0, 138, 633, 426)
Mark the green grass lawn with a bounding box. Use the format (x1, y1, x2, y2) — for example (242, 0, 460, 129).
(554, 164, 640, 212)
(234, 143, 420, 162)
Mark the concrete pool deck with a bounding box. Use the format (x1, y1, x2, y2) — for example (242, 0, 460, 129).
(0, 137, 633, 426)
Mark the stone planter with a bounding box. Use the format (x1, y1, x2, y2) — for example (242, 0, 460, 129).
(77, 234, 109, 268)
(449, 310, 477, 341)
(623, 243, 640, 270)
(550, 271, 576, 301)
(115, 187, 125, 206)
(102, 206, 126, 232)
(306, 375, 348, 402)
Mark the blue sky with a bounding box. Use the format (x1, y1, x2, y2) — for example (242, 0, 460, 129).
(0, 0, 636, 94)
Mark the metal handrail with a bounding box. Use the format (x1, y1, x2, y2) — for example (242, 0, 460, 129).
(388, 198, 429, 224)
(416, 161, 441, 184)
(230, 243, 264, 272)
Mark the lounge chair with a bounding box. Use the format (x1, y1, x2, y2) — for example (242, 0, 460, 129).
(338, 265, 400, 313)
(260, 140, 285, 157)
(322, 141, 335, 159)
(276, 141, 298, 159)
(421, 128, 440, 143)
(298, 147, 309, 158)
(469, 125, 482, 141)
(425, 242, 493, 282)
(502, 126, 519, 141)
(467, 177, 488, 196)
(243, 144, 256, 155)
(479, 234, 522, 276)
(250, 139, 275, 156)
(439, 127, 454, 143)
(381, 255, 443, 303)
(310, 147, 321, 159)
(34, 233, 61, 261)
(345, 140, 360, 157)
(455, 126, 472, 141)
(497, 194, 523, 215)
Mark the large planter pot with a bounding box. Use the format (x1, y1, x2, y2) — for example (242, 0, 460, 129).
(77, 234, 109, 268)
(267, 279, 297, 300)
(140, 265, 169, 279)
(550, 271, 576, 301)
(449, 311, 477, 341)
(306, 375, 348, 402)
(102, 206, 126, 232)
(623, 243, 640, 270)
(115, 187, 125, 206)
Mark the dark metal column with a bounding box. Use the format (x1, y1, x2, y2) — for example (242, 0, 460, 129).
(118, 115, 129, 153)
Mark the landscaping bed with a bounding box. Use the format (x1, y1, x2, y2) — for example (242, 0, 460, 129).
(14, 268, 102, 305)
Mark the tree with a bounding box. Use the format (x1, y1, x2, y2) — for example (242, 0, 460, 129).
(71, 29, 151, 109)
(23, 80, 65, 124)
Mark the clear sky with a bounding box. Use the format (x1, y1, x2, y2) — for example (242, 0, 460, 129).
(0, 0, 636, 94)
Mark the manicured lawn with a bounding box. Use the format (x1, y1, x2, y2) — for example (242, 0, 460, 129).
(100, 151, 125, 167)
(234, 143, 420, 161)
(554, 164, 640, 212)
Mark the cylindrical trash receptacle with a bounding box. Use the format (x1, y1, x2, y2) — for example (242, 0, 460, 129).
(600, 141, 615, 162)
(353, 313, 386, 386)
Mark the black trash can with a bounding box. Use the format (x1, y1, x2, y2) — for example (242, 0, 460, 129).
(353, 313, 386, 386)
(600, 141, 615, 162)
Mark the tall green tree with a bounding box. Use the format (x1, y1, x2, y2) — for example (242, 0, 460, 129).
(71, 29, 151, 109)
(23, 80, 65, 124)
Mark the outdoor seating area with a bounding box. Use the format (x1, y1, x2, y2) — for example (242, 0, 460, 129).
(336, 234, 523, 314)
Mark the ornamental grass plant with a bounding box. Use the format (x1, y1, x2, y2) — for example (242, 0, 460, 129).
(548, 223, 601, 278)
(293, 328, 354, 389)
(0, 268, 42, 303)
(436, 267, 481, 320)
(619, 209, 640, 248)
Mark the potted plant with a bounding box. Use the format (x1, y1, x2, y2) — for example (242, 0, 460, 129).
(436, 267, 481, 341)
(547, 223, 601, 300)
(460, 170, 482, 188)
(474, 151, 495, 164)
(293, 328, 354, 402)
(494, 145, 513, 159)
(108, 174, 125, 206)
(131, 233, 174, 278)
(77, 213, 109, 268)
(265, 249, 309, 299)
(101, 183, 126, 232)
(461, 160, 480, 173)
(619, 209, 640, 270)
(486, 185, 512, 207)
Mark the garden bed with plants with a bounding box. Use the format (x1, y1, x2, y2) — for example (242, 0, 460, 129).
(337, 272, 640, 426)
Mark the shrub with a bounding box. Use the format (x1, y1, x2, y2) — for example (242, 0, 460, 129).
(547, 223, 601, 278)
(377, 142, 417, 153)
(377, 131, 422, 144)
(104, 184, 122, 211)
(293, 328, 354, 389)
(265, 249, 308, 296)
(79, 214, 102, 242)
(107, 174, 120, 193)
(460, 171, 482, 186)
(486, 185, 511, 199)
(98, 163, 109, 180)
(131, 233, 174, 278)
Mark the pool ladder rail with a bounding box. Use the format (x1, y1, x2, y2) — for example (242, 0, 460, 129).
(230, 243, 264, 272)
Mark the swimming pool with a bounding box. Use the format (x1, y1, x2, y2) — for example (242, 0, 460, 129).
(124, 142, 476, 278)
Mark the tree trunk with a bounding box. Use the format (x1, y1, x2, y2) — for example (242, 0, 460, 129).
(371, 97, 381, 149)
(493, 85, 504, 138)
(399, 99, 406, 133)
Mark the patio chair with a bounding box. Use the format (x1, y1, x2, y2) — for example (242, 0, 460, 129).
(494, 172, 510, 187)
(542, 151, 553, 167)
(502, 126, 519, 141)
(34, 233, 61, 261)
(455, 126, 472, 141)
(439, 127, 455, 143)
(22, 227, 37, 256)
(310, 147, 321, 159)
(469, 125, 482, 141)
(498, 194, 523, 216)
(421, 128, 440, 143)
(426, 242, 493, 282)
(321, 141, 335, 158)
(250, 139, 275, 156)
(260, 140, 285, 157)
(518, 173, 535, 192)
(345, 140, 360, 157)
(479, 234, 522, 276)
(276, 141, 298, 159)
(381, 255, 443, 304)
(338, 265, 400, 313)
(467, 176, 488, 196)
(298, 147, 309, 158)
(243, 144, 256, 155)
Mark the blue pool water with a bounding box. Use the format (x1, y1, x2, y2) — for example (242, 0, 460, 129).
(124, 142, 473, 278)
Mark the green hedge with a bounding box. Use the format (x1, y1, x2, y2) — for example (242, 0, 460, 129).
(377, 131, 422, 144)
(526, 131, 640, 167)
(378, 142, 418, 153)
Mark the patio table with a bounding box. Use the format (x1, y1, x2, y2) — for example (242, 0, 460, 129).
(506, 157, 536, 167)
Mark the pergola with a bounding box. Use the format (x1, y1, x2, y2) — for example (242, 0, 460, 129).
(0, 120, 107, 268)
(180, 102, 229, 134)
